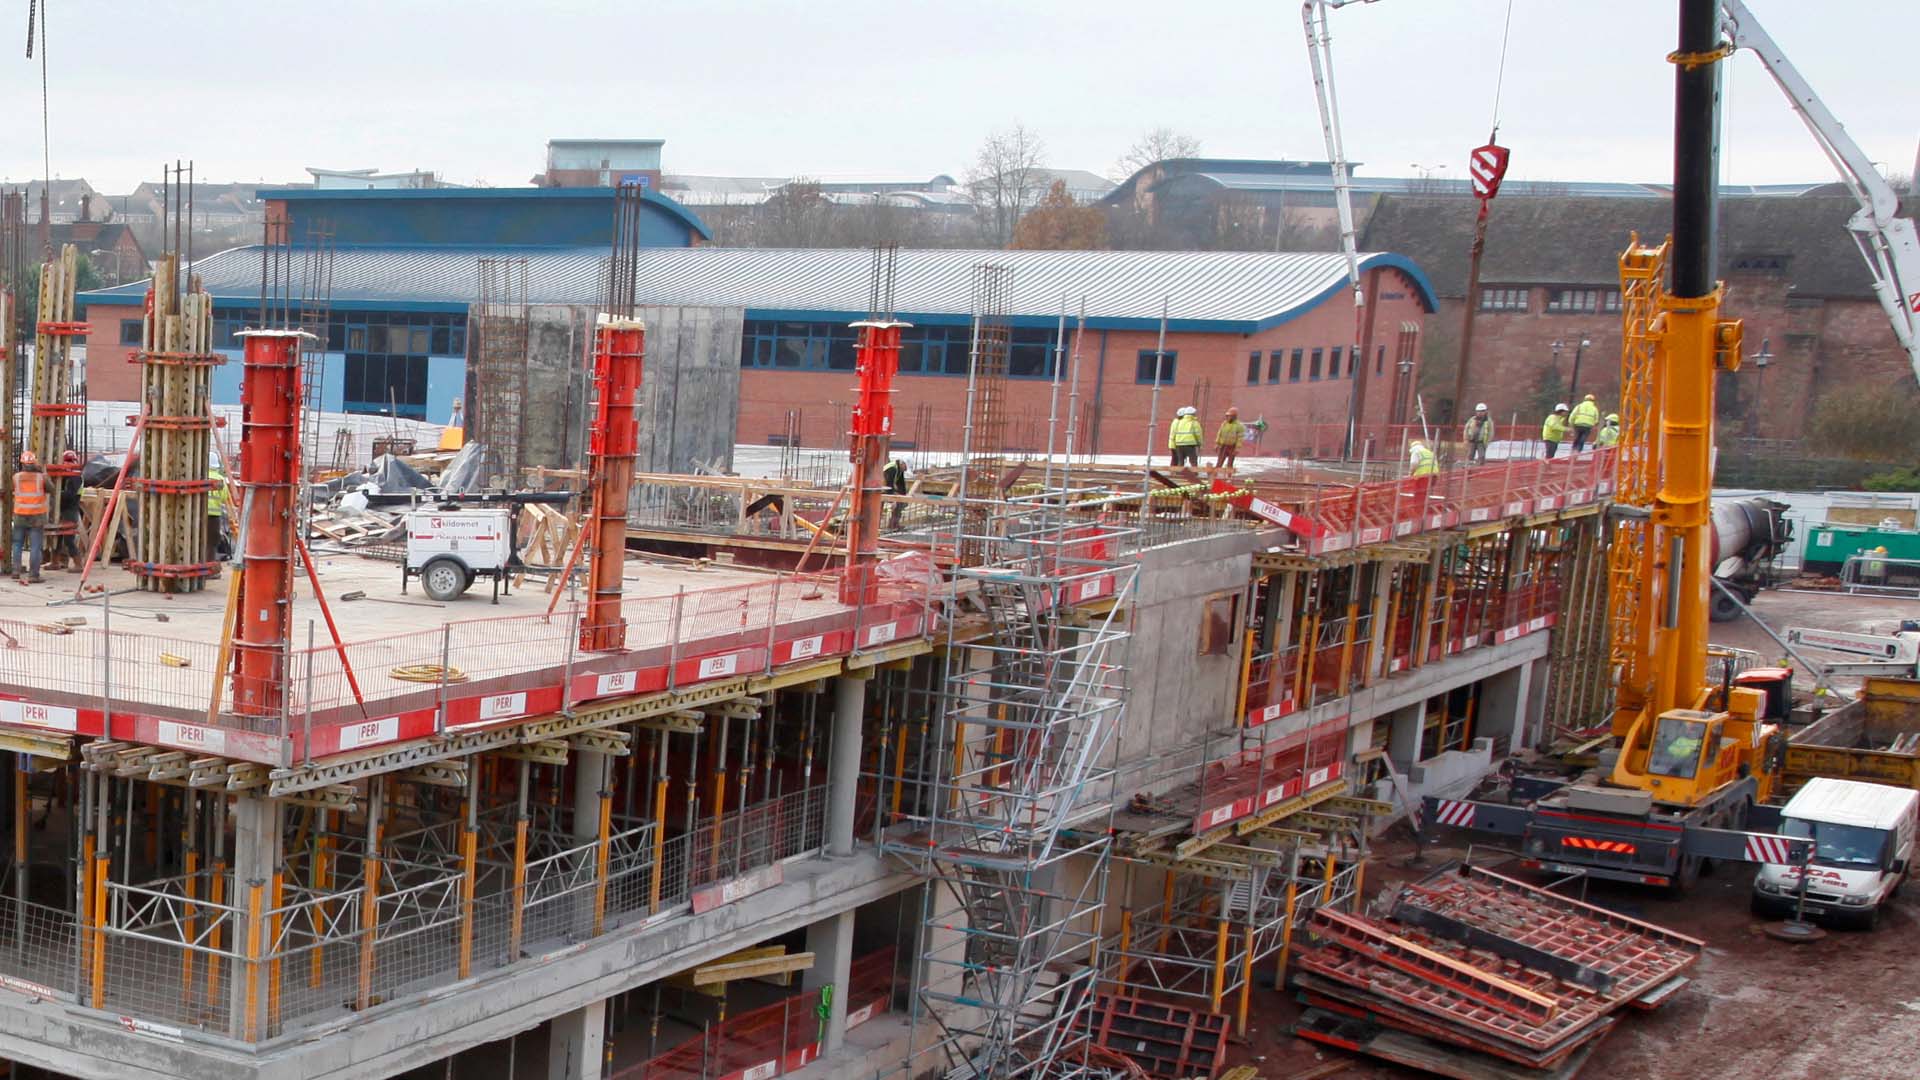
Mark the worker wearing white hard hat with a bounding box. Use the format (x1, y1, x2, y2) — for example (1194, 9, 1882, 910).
(1542, 403, 1571, 460)
(1462, 402, 1494, 464)
(1168, 406, 1203, 468)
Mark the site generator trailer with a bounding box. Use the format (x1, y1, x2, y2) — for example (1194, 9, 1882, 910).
(403, 508, 514, 602)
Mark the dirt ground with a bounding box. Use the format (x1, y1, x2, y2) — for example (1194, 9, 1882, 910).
(1223, 829, 1920, 1080)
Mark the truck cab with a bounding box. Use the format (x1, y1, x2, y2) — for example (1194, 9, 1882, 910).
(1752, 777, 1918, 929)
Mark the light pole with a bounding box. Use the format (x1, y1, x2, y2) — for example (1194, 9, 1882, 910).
(1567, 335, 1592, 401)
(1749, 336, 1774, 435)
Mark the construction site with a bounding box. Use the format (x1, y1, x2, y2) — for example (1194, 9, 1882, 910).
(0, 2, 1916, 1079)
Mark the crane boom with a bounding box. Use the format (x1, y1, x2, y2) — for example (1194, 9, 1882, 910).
(1719, 0, 1920, 384)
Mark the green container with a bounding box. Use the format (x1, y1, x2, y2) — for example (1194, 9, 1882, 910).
(1803, 524, 1920, 575)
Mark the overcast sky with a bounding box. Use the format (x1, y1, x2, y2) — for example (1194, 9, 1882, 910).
(3, 0, 1913, 194)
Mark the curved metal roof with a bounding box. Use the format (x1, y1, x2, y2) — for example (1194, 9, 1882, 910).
(80, 245, 1437, 332)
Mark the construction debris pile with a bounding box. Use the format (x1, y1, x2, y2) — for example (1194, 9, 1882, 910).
(1291, 864, 1702, 1079)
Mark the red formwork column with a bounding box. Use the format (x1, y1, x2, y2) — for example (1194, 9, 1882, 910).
(230, 330, 303, 717)
(579, 318, 645, 653)
(839, 320, 903, 607)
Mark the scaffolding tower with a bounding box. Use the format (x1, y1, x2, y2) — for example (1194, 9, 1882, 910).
(892, 499, 1137, 1079)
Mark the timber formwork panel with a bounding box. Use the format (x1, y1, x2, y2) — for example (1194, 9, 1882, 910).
(28, 244, 84, 546)
(132, 254, 223, 591)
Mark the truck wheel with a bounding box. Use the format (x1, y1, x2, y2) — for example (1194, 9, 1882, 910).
(1709, 592, 1741, 622)
(1668, 854, 1702, 896)
(421, 558, 469, 602)
(1852, 906, 1881, 932)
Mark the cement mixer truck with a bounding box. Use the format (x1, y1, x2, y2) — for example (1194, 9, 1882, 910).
(1710, 495, 1792, 621)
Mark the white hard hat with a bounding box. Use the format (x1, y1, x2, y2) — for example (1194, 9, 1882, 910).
(1474, 402, 1488, 411)
(1554, 402, 1569, 411)
(1177, 406, 1196, 416)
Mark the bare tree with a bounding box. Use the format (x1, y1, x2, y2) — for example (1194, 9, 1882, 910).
(757, 177, 832, 247)
(1111, 127, 1204, 183)
(966, 125, 1050, 246)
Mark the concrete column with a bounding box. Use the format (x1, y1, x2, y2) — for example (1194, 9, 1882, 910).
(828, 674, 869, 856)
(574, 752, 608, 935)
(1386, 700, 1425, 773)
(1523, 658, 1551, 750)
(228, 795, 281, 1038)
(1478, 664, 1532, 753)
(803, 909, 855, 1051)
(547, 998, 607, 1080)
(1370, 564, 1395, 680)
(573, 751, 607, 844)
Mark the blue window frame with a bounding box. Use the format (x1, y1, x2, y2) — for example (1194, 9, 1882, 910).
(1136, 349, 1177, 385)
(119, 319, 143, 346)
(1246, 352, 1262, 384)
(1309, 348, 1323, 381)
(1330, 346, 1345, 379)
(1267, 350, 1283, 383)
(741, 320, 1058, 378)
(1288, 348, 1303, 382)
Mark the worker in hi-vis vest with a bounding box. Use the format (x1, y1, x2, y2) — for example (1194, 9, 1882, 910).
(1541, 404, 1570, 459)
(1214, 407, 1246, 470)
(1168, 406, 1202, 468)
(1462, 403, 1493, 464)
(1408, 439, 1438, 477)
(11, 451, 48, 584)
(1569, 393, 1601, 451)
(1594, 413, 1621, 448)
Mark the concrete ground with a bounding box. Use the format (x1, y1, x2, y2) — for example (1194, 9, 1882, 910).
(1227, 829, 1920, 1080)
(1711, 587, 1918, 695)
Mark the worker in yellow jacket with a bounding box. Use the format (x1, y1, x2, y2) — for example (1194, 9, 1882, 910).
(1541, 404, 1570, 459)
(1408, 439, 1438, 477)
(1569, 393, 1601, 451)
(1594, 413, 1620, 447)
(1168, 406, 1203, 468)
(1213, 408, 1246, 469)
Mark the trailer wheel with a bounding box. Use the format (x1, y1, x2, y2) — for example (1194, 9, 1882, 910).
(421, 557, 470, 602)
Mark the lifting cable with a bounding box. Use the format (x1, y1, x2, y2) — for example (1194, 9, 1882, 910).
(1486, 0, 1517, 142)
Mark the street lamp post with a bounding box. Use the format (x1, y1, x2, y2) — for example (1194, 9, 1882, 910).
(1567, 335, 1592, 401)
(1749, 336, 1774, 435)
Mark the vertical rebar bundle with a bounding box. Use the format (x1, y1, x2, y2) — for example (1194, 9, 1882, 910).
(28, 243, 85, 543)
(959, 264, 1012, 568)
(472, 258, 530, 489)
(131, 248, 223, 591)
(0, 190, 23, 547)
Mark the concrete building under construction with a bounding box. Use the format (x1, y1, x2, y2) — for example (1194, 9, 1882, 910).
(0, 192, 1621, 1079)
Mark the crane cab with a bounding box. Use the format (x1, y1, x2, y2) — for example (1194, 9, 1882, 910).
(1614, 684, 1785, 808)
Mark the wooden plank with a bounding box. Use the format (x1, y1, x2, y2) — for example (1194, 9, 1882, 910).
(688, 950, 815, 985)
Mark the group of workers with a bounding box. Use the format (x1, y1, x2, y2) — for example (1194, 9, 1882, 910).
(1404, 394, 1622, 477)
(6, 450, 231, 584)
(1538, 394, 1620, 458)
(1168, 406, 1253, 469)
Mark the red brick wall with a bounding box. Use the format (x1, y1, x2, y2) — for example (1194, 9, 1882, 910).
(736, 268, 1431, 457)
(83, 302, 144, 401)
(1437, 276, 1912, 439)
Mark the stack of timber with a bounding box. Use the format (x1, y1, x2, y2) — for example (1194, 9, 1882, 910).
(132, 254, 223, 592)
(1290, 864, 1701, 1080)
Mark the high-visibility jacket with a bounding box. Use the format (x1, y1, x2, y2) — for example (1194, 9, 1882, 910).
(1463, 415, 1492, 446)
(882, 459, 907, 495)
(1593, 423, 1620, 447)
(1542, 413, 1569, 442)
(1168, 416, 1203, 448)
(11, 467, 47, 518)
(1215, 420, 1246, 447)
(1409, 444, 1437, 476)
(1569, 399, 1600, 428)
(208, 469, 229, 516)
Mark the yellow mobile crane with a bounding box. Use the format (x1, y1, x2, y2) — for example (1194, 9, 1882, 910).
(1418, 0, 1881, 889)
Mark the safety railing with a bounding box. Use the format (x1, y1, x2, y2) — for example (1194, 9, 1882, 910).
(1194, 716, 1350, 834)
(0, 562, 938, 769)
(1244, 446, 1615, 555)
(619, 945, 900, 1080)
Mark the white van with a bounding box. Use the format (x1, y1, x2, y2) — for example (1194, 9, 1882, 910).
(1752, 778, 1918, 929)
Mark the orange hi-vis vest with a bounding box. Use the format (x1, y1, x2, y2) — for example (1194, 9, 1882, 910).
(12, 469, 46, 517)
